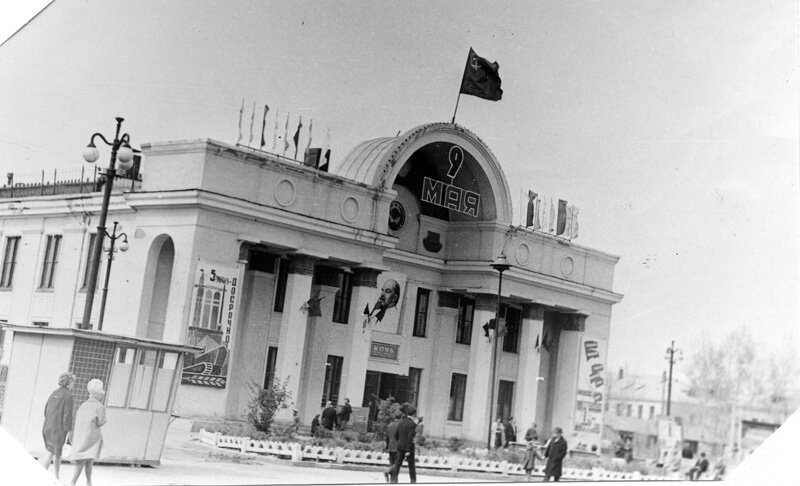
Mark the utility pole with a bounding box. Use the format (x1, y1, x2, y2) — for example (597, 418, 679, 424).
(665, 341, 682, 416)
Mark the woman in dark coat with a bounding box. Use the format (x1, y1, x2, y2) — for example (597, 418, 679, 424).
(544, 427, 568, 482)
(38, 371, 75, 479)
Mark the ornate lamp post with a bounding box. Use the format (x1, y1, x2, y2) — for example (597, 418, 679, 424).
(487, 254, 511, 449)
(97, 221, 129, 331)
(81, 117, 135, 330)
(665, 340, 683, 416)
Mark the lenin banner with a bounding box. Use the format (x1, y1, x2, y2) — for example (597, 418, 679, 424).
(573, 336, 606, 454)
(182, 259, 244, 388)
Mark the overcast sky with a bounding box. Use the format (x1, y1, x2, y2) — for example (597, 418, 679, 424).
(1, 0, 798, 380)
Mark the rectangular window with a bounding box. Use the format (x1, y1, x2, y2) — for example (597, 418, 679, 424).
(448, 373, 467, 421)
(1, 236, 20, 288)
(81, 233, 97, 289)
(456, 298, 474, 345)
(39, 235, 61, 289)
(408, 367, 422, 408)
(264, 346, 278, 388)
(412, 288, 430, 337)
(129, 349, 157, 409)
(321, 355, 344, 406)
(616, 403, 623, 416)
(332, 271, 353, 324)
(192, 287, 223, 330)
(107, 346, 136, 407)
(637, 404, 643, 419)
(502, 307, 521, 353)
(497, 380, 515, 422)
(151, 352, 178, 412)
(626, 404, 632, 417)
(273, 258, 289, 313)
(649, 406, 655, 420)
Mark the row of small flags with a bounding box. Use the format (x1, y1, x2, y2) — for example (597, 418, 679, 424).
(236, 100, 331, 171)
(520, 190, 580, 240)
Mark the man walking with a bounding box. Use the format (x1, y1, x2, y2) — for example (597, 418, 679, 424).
(321, 401, 339, 430)
(339, 398, 353, 430)
(384, 410, 403, 483)
(390, 404, 417, 483)
(543, 427, 568, 482)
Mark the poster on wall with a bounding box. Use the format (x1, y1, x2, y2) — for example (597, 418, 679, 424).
(181, 259, 244, 388)
(361, 272, 408, 335)
(573, 336, 606, 454)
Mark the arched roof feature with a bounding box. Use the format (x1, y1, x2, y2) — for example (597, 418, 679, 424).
(334, 122, 513, 224)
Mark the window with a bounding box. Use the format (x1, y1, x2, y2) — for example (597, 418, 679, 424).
(456, 298, 474, 345)
(321, 355, 343, 406)
(412, 288, 430, 337)
(502, 307, 521, 353)
(637, 404, 643, 419)
(151, 352, 178, 412)
(1, 236, 20, 288)
(39, 235, 61, 288)
(616, 403, 623, 416)
(264, 346, 278, 388)
(273, 258, 289, 312)
(649, 406, 655, 420)
(192, 287, 223, 330)
(332, 271, 353, 323)
(408, 367, 422, 408)
(107, 346, 136, 407)
(448, 373, 467, 421)
(497, 380, 515, 422)
(130, 349, 157, 409)
(626, 404, 632, 417)
(81, 233, 98, 289)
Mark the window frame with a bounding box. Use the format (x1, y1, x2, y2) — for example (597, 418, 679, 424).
(408, 367, 422, 408)
(447, 373, 467, 421)
(321, 354, 344, 407)
(80, 233, 98, 290)
(455, 297, 474, 345)
(502, 306, 521, 353)
(332, 271, 353, 324)
(0, 236, 20, 288)
(273, 258, 290, 313)
(412, 288, 430, 337)
(39, 234, 62, 289)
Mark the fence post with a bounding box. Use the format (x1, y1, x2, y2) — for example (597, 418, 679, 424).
(449, 456, 458, 472)
(334, 446, 344, 464)
(213, 432, 221, 448)
(501, 460, 509, 476)
(291, 443, 302, 462)
(241, 437, 250, 454)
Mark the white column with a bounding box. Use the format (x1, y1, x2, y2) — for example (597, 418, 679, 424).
(550, 314, 586, 438)
(275, 255, 315, 411)
(515, 304, 545, 430)
(340, 267, 382, 406)
(463, 294, 498, 442)
(425, 291, 460, 438)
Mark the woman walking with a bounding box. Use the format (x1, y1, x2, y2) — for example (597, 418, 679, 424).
(69, 379, 107, 486)
(39, 371, 75, 479)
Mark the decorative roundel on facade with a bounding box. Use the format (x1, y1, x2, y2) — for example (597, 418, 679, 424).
(515, 243, 531, 266)
(560, 255, 575, 278)
(388, 200, 406, 232)
(341, 196, 361, 223)
(274, 179, 296, 207)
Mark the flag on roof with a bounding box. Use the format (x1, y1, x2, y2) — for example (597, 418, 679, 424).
(459, 47, 503, 101)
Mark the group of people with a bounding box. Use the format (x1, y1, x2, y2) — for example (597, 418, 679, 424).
(382, 403, 420, 483)
(38, 372, 107, 486)
(310, 398, 354, 436)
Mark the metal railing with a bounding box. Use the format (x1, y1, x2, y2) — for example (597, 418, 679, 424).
(0, 167, 142, 199)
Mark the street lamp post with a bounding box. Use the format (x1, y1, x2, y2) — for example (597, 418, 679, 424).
(665, 340, 683, 416)
(81, 117, 135, 330)
(487, 254, 511, 450)
(97, 221, 129, 331)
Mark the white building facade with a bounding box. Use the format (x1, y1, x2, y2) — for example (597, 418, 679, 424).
(0, 122, 621, 447)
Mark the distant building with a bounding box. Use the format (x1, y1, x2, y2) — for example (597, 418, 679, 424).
(0, 123, 622, 445)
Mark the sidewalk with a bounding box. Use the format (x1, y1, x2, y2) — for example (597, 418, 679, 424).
(54, 419, 498, 485)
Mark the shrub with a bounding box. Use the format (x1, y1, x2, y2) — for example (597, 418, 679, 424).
(371, 396, 402, 441)
(448, 436, 464, 452)
(246, 377, 291, 434)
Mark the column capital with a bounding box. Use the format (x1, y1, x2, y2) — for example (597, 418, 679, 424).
(522, 304, 545, 320)
(352, 267, 382, 288)
(474, 294, 498, 312)
(560, 313, 587, 332)
(288, 254, 316, 276)
(436, 291, 460, 309)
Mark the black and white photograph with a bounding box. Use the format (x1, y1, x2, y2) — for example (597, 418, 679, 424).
(0, 1, 797, 485)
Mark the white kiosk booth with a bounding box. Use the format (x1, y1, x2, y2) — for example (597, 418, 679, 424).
(1, 324, 199, 465)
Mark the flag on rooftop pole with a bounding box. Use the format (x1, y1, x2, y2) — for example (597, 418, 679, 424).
(548, 198, 556, 233)
(451, 47, 503, 123)
(533, 194, 542, 230)
(526, 190, 538, 228)
(320, 127, 331, 171)
(236, 98, 244, 145)
(571, 206, 580, 239)
(283, 112, 291, 156)
(271, 108, 280, 152)
(556, 199, 568, 236)
(248, 101, 256, 146)
(305, 118, 313, 154)
(293, 116, 303, 160)
(260, 104, 269, 149)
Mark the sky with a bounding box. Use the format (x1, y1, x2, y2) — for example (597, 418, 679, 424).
(1, 0, 798, 380)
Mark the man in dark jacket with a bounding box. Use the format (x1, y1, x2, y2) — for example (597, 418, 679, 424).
(383, 410, 403, 482)
(321, 401, 339, 430)
(544, 427, 568, 482)
(390, 404, 417, 483)
(687, 452, 709, 480)
(338, 398, 353, 430)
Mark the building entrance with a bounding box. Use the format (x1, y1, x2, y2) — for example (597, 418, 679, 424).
(362, 370, 408, 420)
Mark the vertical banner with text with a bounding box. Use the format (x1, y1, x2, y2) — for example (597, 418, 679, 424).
(573, 336, 606, 454)
(181, 259, 244, 388)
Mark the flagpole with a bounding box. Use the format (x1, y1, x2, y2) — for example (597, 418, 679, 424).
(451, 92, 462, 124)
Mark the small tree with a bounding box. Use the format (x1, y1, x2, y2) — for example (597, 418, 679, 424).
(247, 377, 291, 434)
(371, 395, 403, 441)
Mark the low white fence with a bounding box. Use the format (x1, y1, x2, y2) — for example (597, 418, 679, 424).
(198, 429, 673, 480)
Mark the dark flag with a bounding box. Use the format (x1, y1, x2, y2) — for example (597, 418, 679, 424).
(459, 48, 503, 101)
(526, 191, 537, 227)
(260, 105, 269, 149)
(556, 199, 568, 236)
(293, 116, 303, 159)
(319, 148, 330, 172)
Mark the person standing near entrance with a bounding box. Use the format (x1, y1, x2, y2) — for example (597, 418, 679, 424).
(338, 398, 353, 430)
(543, 427, 568, 482)
(525, 422, 539, 442)
(390, 404, 417, 483)
(39, 371, 75, 479)
(383, 409, 403, 483)
(492, 418, 504, 449)
(504, 417, 517, 447)
(321, 401, 339, 430)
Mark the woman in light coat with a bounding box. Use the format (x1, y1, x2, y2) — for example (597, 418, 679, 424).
(69, 379, 106, 486)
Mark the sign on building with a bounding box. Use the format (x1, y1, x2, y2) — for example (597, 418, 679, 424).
(182, 259, 244, 388)
(573, 337, 606, 454)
